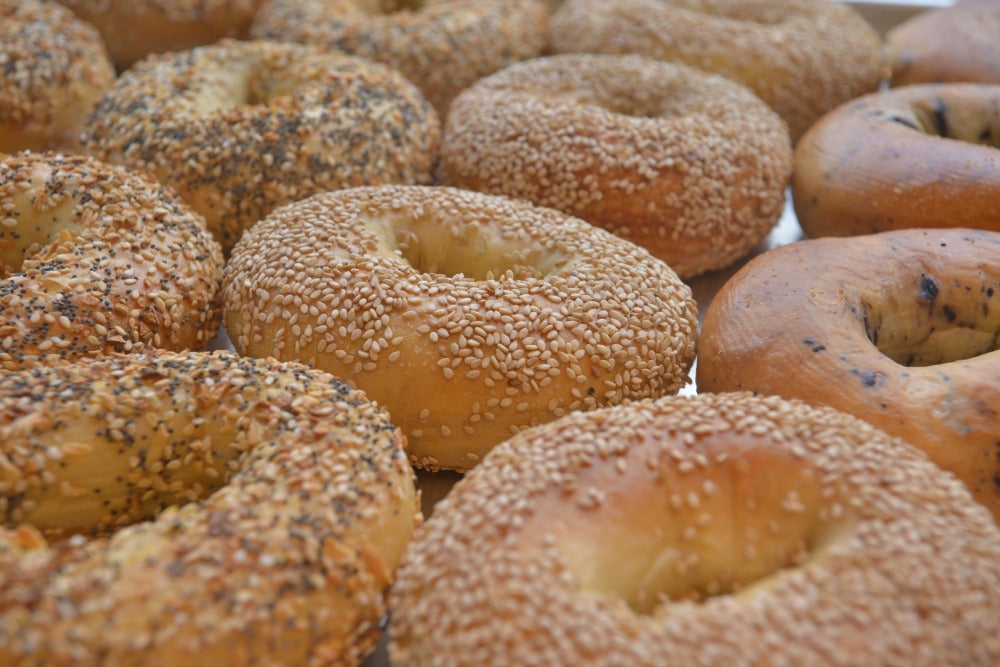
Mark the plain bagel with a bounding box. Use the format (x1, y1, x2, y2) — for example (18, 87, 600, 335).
(54, 0, 268, 70)
(887, 0, 1000, 87)
(390, 392, 1000, 666)
(548, 0, 884, 142)
(697, 228, 1000, 522)
(0, 152, 223, 371)
(0, 350, 418, 666)
(792, 83, 1000, 238)
(439, 54, 792, 278)
(222, 185, 698, 472)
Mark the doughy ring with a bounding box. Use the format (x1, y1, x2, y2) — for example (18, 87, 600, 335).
(439, 54, 792, 278)
(792, 83, 1000, 238)
(54, 0, 267, 70)
(251, 0, 549, 114)
(390, 392, 1000, 666)
(697, 228, 1000, 522)
(81, 39, 440, 253)
(888, 0, 1000, 87)
(0, 0, 115, 153)
(0, 152, 224, 371)
(0, 349, 418, 666)
(549, 0, 884, 142)
(222, 185, 698, 472)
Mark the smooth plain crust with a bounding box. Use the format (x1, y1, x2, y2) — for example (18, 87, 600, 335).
(792, 84, 1000, 238)
(697, 228, 1000, 522)
(887, 0, 1000, 87)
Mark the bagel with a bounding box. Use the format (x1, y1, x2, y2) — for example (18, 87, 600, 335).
(81, 39, 440, 253)
(0, 0, 115, 153)
(54, 0, 268, 70)
(439, 54, 792, 279)
(888, 0, 1000, 87)
(548, 0, 884, 142)
(251, 0, 549, 114)
(222, 185, 698, 472)
(792, 83, 1000, 238)
(0, 349, 418, 666)
(697, 228, 1000, 522)
(389, 392, 1000, 666)
(0, 152, 224, 371)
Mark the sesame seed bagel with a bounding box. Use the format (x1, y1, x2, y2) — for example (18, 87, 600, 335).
(390, 392, 1000, 667)
(888, 0, 1000, 88)
(792, 83, 1000, 238)
(439, 54, 792, 279)
(222, 185, 698, 472)
(0, 350, 418, 666)
(697, 229, 1000, 522)
(81, 39, 440, 253)
(54, 0, 267, 70)
(549, 0, 884, 142)
(251, 0, 549, 115)
(0, 0, 115, 153)
(0, 152, 224, 371)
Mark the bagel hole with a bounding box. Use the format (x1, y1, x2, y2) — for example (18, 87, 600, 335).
(905, 99, 1000, 146)
(0, 184, 85, 276)
(17, 401, 249, 539)
(864, 274, 1000, 366)
(358, 0, 426, 14)
(538, 441, 849, 614)
(674, 0, 787, 24)
(373, 214, 573, 281)
(553, 80, 705, 120)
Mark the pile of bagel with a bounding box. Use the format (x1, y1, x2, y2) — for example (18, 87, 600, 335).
(1, 1, 999, 666)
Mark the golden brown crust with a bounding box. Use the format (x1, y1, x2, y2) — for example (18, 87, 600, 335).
(549, 0, 885, 142)
(0, 152, 224, 371)
(251, 0, 549, 114)
(439, 54, 792, 278)
(81, 39, 440, 253)
(0, 349, 419, 666)
(888, 0, 1000, 87)
(390, 392, 1000, 666)
(697, 229, 1000, 522)
(792, 84, 1000, 238)
(54, 0, 268, 69)
(222, 185, 698, 472)
(0, 0, 115, 153)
